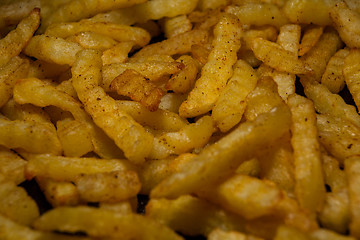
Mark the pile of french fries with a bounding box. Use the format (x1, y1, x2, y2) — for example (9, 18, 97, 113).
(1, 0, 360, 239)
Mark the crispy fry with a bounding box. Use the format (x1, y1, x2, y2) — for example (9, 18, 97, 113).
(343, 48, 360, 111)
(66, 31, 118, 50)
(298, 26, 324, 57)
(101, 41, 135, 65)
(0, 146, 26, 185)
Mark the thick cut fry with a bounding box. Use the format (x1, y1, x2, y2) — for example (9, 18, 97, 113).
(149, 115, 215, 159)
(300, 28, 343, 82)
(41, 0, 147, 30)
(301, 78, 360, 128)
(33, 206, 184, 240)
(225, 3, 289, 28)
(74, 170, 141, 203)
(0, 146, 26, 185)
(288, 94, 325, 213)
(330, 1, 360, 48)
(0, 175, 39, 226)
(179, 14, 242, 117)
(163, 15, 192, 39)
(283, 0, 336, 25)
(88, 0, 198, 26)
(165, 55, 199, 94)
(66, 31, 118, 50)
(13, 77, 124, 159)
(151, 104, 291, 199)
(0, 8, 40, 67)
(101, 41, 135, 65)
(321, 48, 349, 93)
(344, 156, 360, 238)
(131, 29, 209, 61)
(241, 25, 278, 51)
(46, 21, 151, 48)
(343, 48, 360, 111)
(0, 56, 29, 108)
(298, 26, 324, 56)
(251, 38, 312, 75)
(117, 100, 188, 132)
(25, 154, 134, 182)
(212, 59, 258, 132)
(36, 177, 82, 207)
(110, 69, 163, 111)
(56, 118, 94, 157)
(72, 49, 153, 164)
(23, 35, 84, 66)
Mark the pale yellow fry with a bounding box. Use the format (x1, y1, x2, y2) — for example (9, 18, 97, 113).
(283, 0, 335, 25)
(321, 150, 347, 192)
(28, 59, 70, 79)
(45, 21, 151, 47)
(0, 214, 91, 240)
(330, 1, 360, 48)
(72, 49, 153, 164)
(311, 228, 356, 240)
(0, 56, 29, 108)
(67, 31, 118, 50)
(321, 48, 349, 93)
(212, 59, 258, 132)
(273, 225, 309, 240)
(13, 77, 124, 159)
(0, 117, 61, 155)
(131, 29, 209, 61)
(33, 206, 184, 240)
(300, 28, 343, 82)
(88, 0, 198, 26)
(179, 14, 242, 117)
(116, 100, 188, 132)
(24, 154, 134, 182)
(251, 38, 312, 75)
(288, 94, 325, 213)
(0, 175, 39, 226)
(0, 0, 40, 29)
(102, 41, 135, 65)
(0, 146, 26, 185)
(225, 3, 289, 28)
(241, 25, 278, 51)
(343, 48, 360, 112)
(149, 115, 215, 159)
(345, 156, 360, 238)
(41, 0, 147, 30)
(0, 8, 40, 67)
(301, 78, 360, 128)
(208, 228, 263, 240)
(163, 15, 192, 39)
(23, 34, 84, 66)
(151, 104, 291, 199)
(277, 24, 301, 56)
(298, 26, 324, 56)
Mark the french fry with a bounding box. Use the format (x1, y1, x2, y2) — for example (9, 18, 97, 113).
(321, 48, 349, 93)
(179, 14, 242, 117)
(343, 48, 360, 111)
(0, 0, 40, 29)
(99, 199, 137, 215)
(207, 228, 263, 240)
(322, 152, 347, 192)
(300, 27, 343, 82)
(149, 115, 215, 159)
(151, 104, 291, 199)
(72, 49, 154, 164)
(241, 25, 278, 51)
(28, 59, 70, 79)
(212, 59, 258, 132)
(344, 156, 360, 238)
(33, 206, 184, 240)
(191, 43, 210, 65)
(273, 225, 309, 240)
(329, 1, 360, 48)
(110, 69, 164, 111)
(163, 15, 192, 39)
(24, 154, 135, 182)
(225, 3, 289, 28)
(23, 34, 84, 66)
(66, 31, 118, 50)
(0, 146, 26, 185)
(45, 21, 151, 48)
(101, 41, 135, 65)
(0, 174, 39, 226)
(288, 94, 325, 213)
(298, 26, 324, 57)
(0, 8, 40, 67)
(311, 228, 356, 240)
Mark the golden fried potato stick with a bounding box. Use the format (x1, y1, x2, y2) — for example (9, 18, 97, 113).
(330, 1, 360, 48)
(0, 56, 29, 108)
(288, 94, 325, 214)
(88, 0, 198, 26)
(163, 15, 192, 39)
(207, 228, 262, 240)
(298, 26, 324, 57)
(131, 29, 209, 61)
(33, 206, 184, 240)
(343, 48, 360, 112)
(101, 41, 135, 65)
(110, 69, 163, 111)
(0, 146, 26, 185)
(45, 21, 151, 47)
(151, 104, 291, 199)
(40, 0, 147, 30)
(66, 31, 118, 50)
(72, 49, 153, 164)
(179, 14, 242, 117)
(13, 77, 124, 159)
(0, 0, 40, 29)
(0, 8, 40, 67)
